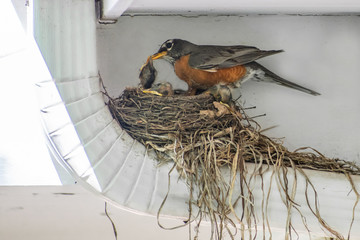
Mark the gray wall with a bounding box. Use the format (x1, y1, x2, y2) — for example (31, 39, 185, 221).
(98, 14, 360, 162)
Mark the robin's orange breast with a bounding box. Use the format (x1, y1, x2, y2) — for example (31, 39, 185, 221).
(174, 55, 247, 90)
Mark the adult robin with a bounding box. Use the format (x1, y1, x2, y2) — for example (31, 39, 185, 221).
(151, 39, 320, 96)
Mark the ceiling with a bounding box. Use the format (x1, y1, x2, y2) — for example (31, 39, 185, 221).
(102, 0, 360, 19)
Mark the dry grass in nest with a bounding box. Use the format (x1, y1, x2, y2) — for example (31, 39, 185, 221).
(105, 86, 360, 240)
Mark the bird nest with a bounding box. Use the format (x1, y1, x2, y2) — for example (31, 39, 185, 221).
(105, 86, 360, 240)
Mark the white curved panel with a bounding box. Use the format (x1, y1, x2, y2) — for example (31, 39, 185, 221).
(34, 0, 102, 193)
(56, 77, 100, 104)
(40, 103, 72, 134)
(74, 107, 114, 145)
(102, 139, 145, 193)
(66, 93, 105, 124)
(122, 149, 158, 209)
(34, 0, 360, 238)
(34, 0, 97, 81)
(83, 120, 123, 165)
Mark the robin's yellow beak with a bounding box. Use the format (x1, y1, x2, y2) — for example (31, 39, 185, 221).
(151, 51, 167, 60)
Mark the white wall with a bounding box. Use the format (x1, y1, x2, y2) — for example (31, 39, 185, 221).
(0, 185, 208, 240)
(97, 14, 360, 163)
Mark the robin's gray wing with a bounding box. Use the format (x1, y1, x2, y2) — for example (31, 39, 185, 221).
(188, 45, 283, 70)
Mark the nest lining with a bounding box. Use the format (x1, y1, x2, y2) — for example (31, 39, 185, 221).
(106, 87, 360, 240)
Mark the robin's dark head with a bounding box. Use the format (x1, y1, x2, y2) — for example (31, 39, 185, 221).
(151, 39, 196, 64)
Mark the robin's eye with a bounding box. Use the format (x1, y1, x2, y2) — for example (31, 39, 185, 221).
(165, 42, 173, 49)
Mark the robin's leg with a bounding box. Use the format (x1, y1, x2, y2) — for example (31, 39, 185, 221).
(205, 85, 232, 103)
(186, 88, 197, 95)
(186, 85, 197, 95)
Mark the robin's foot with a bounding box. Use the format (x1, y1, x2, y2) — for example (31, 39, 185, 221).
(205, 85, 232, 104)
(186, 88, 197, 96)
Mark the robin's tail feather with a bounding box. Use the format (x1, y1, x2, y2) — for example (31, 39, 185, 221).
(245, 62, 321, 96)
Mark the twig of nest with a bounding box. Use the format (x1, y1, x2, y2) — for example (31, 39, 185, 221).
(105, 86, 360, 240)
